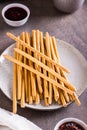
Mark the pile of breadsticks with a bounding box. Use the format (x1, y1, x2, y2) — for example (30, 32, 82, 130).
(4, 30, 81, 113)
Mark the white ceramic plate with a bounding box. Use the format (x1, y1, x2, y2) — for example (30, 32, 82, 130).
(0, 39, 87, 110)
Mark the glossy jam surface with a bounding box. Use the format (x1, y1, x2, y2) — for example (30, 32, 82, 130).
(5, 7, 27, 21)
(58, 122, 85, 130)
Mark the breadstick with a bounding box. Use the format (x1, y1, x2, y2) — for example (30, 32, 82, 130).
(13, 37, 20, 113)
(36, 30, 40, 53)
(35, 91, 40, 104)
(44, 43, 50, 105)
(13, 51, 17, 113)
(73, 93, 81, 106)
(40, 32, 49, 106)
(51, 37, 59, 60)
(6, 32, 70, 73)
(15, 37, 19, 100)
(31, 73, 37, 100)
(21, 32, 28, 102)
(36, 30, 43, 94)
(53, 81, 59, 101)
(27, 69, 33, 104)
(20, 33, 26, 107)
(59, 89, 67, 107)
(31, 30, 38, 99)
(50, 37, 59, 102)
(25, 32, 36, 101)
(69, 95, 73, 101)
(40, 32, 48, 104)
(20, 75, 25, 108)
(32, 30, 42, 95)
(40, 32, 48, 98)
(45, 32, 53, 104)
(57, 98, 62, 105)
(25, 32, 33, 104)
(17, 35, 23, 100)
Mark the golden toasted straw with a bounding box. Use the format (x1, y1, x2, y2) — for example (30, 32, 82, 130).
(20, 75, 25, 108)
(50, 37, 59, 102)
(12, 38, 20, 113)
(13, 51, 17, 113)
(40, 32, 49, 105)
(36, 30, 42, 94)
(20, 33, 26, 107)
(17, 36, 22, 100)
(45, 32, 53, 104)
(32, 30, 42, 97)
(21, 32, 28, 103)
(25, 32, 33, 104)
(73, 93, 81, 106)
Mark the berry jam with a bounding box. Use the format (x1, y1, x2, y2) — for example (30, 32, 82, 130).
(58, 122, 85, 130)
(5, 7, 27, 21)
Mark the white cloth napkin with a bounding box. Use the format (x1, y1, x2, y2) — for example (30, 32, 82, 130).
(0, 108, 42, 130)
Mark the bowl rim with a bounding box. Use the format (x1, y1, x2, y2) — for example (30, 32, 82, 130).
(2, 3, 30, 23)
(54, 117, 87, 130)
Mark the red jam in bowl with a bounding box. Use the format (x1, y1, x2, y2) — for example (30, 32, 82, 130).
(5, 7, 27, 21)
(58, 122, 85, 130)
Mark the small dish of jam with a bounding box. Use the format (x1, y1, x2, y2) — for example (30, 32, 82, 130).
(2, 3, 30, 27)
(54, 118, 87, 130)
